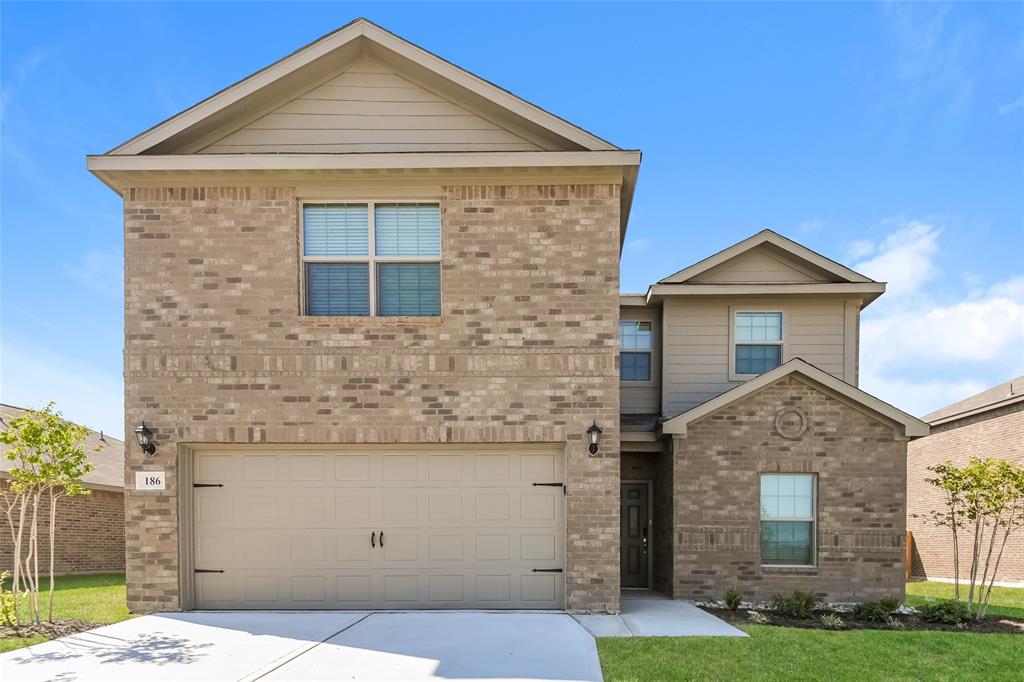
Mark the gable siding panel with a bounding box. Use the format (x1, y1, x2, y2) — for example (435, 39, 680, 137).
(662, 298, 850, 417)
(201, 58, 541, 154)
(689, 249, 829, 284)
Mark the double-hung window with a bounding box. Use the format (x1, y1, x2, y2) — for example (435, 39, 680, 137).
(734, 311, 783, 375)
(302, 203, 441, 316)
(760, 473, 815, 566)
(620, 320, 652, 381)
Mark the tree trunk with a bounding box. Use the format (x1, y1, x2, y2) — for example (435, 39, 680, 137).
(30, 493, 41, 623)
(47, 490, 57, 622)
(979, 526, 1013, 619)
(11, 494, 27, 626)
(976, 518, 1001, 619)
(967, 516, 983, 614)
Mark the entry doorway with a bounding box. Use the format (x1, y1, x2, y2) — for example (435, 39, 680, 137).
(620, 481, 652, 589)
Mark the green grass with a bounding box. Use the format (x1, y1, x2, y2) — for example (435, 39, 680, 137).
(0, 573, 129, 654)
(599, 627, 1024, 682)
(905, 580, 1024, 620)
(599, 582, 1024, 681)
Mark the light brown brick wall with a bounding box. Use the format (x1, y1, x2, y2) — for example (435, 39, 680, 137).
(0, 482, 125, 575)
(123, 184, 621, 613)
(907, 403, 1024, 583)
(672, 375, 907, 602)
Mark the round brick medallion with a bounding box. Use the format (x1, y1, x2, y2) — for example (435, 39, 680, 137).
(774, 407, 808, 440)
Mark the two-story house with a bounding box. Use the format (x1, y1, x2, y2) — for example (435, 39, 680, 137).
(89, 19, 925, 615)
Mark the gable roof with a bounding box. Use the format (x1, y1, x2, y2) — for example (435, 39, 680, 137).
(106, 18, 619, 156)
(0, 404, 125, 491)
(661, 359, 929, 439)
(924, 375, 1024, 426)
(659, 230, 874, 285)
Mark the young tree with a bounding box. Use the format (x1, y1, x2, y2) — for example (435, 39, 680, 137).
(0, 403, 96, 623)
(919, 457, 1024, 619)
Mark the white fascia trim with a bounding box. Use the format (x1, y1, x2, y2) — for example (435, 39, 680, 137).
(87, 150, 641, 173)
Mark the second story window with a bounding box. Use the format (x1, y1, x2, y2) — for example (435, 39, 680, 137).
(302, 203, 441, 317)
(734, 311, 783, 375)
(619, 320, 652, 381)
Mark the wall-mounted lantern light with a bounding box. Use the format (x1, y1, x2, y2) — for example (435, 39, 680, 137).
(586, 421, 602, 456)
(134, 422, 156, 456)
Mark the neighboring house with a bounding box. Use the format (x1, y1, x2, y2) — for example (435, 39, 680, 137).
(0, 404, 126, 575)
(907, 377, 1024, 586)
(88, 18, 923, 614)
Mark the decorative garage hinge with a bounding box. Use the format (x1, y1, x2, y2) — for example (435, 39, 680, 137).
(531, 568, 563, 573)
(193, 483, 224, 488)
(194, 569, 224, 574)
(531, 482, 566, 494)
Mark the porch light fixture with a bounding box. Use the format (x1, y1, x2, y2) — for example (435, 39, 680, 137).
(586, 421, 602, 456)
(134, 422, 156, 456)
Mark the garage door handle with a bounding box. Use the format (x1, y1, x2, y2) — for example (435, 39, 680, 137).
(532, 568, 563, 573)
(371, 531, 376, 548)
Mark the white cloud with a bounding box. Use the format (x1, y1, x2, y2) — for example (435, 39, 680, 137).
(0, 341, 124, 438)
(856, 221, 1024, 417)
(65, 250, 123, 297)
(853, 221, 941, 296)
(798, 220, 822, 235)
(845, 239, 876, 261)
(998, 96, 1024, 115)
(625, 237, 653, 253)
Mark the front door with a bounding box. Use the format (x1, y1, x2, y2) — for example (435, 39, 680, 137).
(620, 482, 650, 588)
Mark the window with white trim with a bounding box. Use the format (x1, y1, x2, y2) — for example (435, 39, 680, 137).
(760, 473, 815, 566)
(302, 203, 441, 316)
(735, 311, 783, 375)
(619, 320, 652, 381)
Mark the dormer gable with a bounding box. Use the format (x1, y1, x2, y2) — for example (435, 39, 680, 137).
(658, 229, 873, 285)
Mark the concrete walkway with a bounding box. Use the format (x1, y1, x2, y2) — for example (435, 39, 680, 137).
(574, 591, 747, 637)
(0, 611, 602, 682)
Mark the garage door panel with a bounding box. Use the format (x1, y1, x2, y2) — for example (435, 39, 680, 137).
(193, 448, 564, 609)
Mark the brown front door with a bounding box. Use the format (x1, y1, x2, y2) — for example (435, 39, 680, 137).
(620, 482, 650, 588)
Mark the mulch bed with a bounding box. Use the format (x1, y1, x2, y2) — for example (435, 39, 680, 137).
(0, 619, 99, 640)
(704, 608, 1024, 634)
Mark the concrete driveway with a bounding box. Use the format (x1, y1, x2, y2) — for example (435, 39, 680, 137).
(0, 611, 602, 681)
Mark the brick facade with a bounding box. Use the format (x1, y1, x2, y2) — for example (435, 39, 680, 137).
(0, 483, 125, 575)
(907, 402, 1024, 584)
(670, 375, 907, 602)
(123, 184, 621, 614)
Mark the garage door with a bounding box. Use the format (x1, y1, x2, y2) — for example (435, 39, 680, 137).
(191, 447, 565, 609)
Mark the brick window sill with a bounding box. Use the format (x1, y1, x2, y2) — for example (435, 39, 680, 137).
(298, 315, 444, 325)
(761, 565, 819, 575)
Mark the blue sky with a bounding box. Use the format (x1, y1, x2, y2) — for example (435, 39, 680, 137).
(2, 2, 1022, 437)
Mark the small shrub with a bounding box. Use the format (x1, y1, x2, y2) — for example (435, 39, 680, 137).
(0, 571, 14, 627)
(885, 616, 905, 630)
(919, 600, 970, 625)
(820, 613, 845, 630)
(879, 597, 901, 613)
(724, 587, 743, 610)
(771, 591, 817, 619)
(852, 601, 893, 622)
(748, 611, 770, 625)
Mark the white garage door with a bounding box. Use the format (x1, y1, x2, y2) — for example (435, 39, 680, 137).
(191, 447, 565, 609)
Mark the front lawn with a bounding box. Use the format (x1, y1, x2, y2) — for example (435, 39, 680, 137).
(0, 573, 129, 654)
(599, 581, 1024, 682)
(905, 580, 1024, 620)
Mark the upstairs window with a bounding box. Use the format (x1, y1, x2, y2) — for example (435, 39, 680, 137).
(760, 473, 815, 566)
(620, 320, 652, 381)
(734, 311, 783, 375)
(302, 203, 441, 316)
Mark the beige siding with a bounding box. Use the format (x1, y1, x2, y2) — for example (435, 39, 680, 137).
(201, 58, 540, 154)
(662, 297, 850, 417)
(689, 247, 830, 284)
(620, 306, 661, 414)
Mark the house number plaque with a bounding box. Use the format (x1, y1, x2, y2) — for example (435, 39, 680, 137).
(135, 471, 166, 491)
